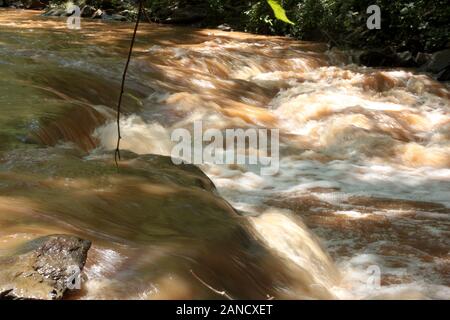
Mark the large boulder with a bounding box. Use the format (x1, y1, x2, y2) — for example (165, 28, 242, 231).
(414, 52, 432, 66)
(0, 235, 91, 300)
(359, 49, 418, 67)
(395, 51, 417, 67)
(359, 49, 398, 67)
(422, 49, 450, 73)
(437, 67, 450, 81)
(0, 147, 333, 299)
(91, 8, 103, 19)
(80, 5, 96, 18)
(420, 49, 450, 81)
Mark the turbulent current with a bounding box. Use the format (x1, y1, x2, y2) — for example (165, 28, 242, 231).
(0, 9, 449, 299)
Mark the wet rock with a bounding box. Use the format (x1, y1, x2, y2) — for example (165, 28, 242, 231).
(80, 5, 95, 18)
(415, 52, 431, 66)
(0, 235, 91, 300)
(437, 67, 450, 81)
(0, 145, 334, 299)
(112, 14, 127, 21)
(217, 23, 232, 32)
(43, 7, 65, 17)
(102, 13, 127, 21)
(359, 49, 418, 68)
(395, 51, 417, 67)
(421, 49, 450, 74)
(118, 9, 135, 20)
(103, 8, 116, 15)
(359, 49, 399, 67)
(91, 8, 103, 19)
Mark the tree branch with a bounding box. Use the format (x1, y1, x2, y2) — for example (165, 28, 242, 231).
(115, 0, 144, 169)
(190, 269, 234, 300)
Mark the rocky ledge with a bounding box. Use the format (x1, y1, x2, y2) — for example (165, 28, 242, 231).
(0, 234, 91, 300)
(359, 48, 450, 81)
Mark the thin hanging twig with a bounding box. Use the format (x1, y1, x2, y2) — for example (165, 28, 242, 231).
(190, 269, 234, 300)
(115, 0, 144, 168)
(142, 7, 152, 24)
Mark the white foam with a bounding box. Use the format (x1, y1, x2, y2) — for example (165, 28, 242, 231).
(334, 210, 370, 219)
(93, 115, 174, 156)
(89, 38, 450, 299)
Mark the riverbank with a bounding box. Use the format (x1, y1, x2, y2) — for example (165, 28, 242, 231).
(2, 0, 449, 80)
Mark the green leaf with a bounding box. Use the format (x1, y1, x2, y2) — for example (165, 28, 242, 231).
(267, 0, 295, 25)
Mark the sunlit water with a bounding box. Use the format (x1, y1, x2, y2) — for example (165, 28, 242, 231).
(0, 9, 449, 299)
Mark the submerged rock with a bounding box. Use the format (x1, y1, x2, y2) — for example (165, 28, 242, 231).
(91, 8, 103, 19)
(0, 235, 91, 300)
(0, 148, 333, 299)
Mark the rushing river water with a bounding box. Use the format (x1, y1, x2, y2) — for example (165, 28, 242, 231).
(0, 9, 449, 299)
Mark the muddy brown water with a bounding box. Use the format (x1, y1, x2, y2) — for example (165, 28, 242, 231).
(0, 9, 448, 299)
